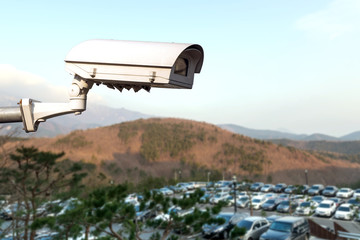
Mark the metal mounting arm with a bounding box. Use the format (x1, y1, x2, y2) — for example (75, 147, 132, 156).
(0, 76, 93, 132)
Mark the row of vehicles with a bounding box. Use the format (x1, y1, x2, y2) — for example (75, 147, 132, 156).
(202, 212, 310, 240)
(197, 181, 360, 222)
(250, 182, 360, 198)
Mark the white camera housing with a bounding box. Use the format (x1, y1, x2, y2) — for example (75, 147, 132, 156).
(65, 39, 204, 92)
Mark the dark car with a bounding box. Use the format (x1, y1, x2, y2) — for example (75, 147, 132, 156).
(260, 216, 310, 240)
(273, 183, 287, 193)
(347, 197, 360, 208)
(202, 212, 249, 239)
(250, 182, 264, 192)
(322, 185, 338, 197)
(262, 199, 281, 211)
(230, 216, 270, 240)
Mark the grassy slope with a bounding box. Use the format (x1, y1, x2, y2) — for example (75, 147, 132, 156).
(5, 118, 360, 185)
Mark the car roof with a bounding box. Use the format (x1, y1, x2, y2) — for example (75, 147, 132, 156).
(244, 216, 265, 222)
(275, 216, 304, 223)
(339, 203, 352, 207)
(320, 200, 334, 204)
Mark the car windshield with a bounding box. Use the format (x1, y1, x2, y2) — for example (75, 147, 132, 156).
(237, 220, 253, 231)
(311, 186, 319, 190)
(270, 222, 292, 233)
(253, 199, 261, 203)
(266, 200, 275, 204)
(276, 184, 283, 187)
(348, 199, 359, 204)
(300, 202, 310, 207)
(338, 206, 350, 212)
(325, 187, 334, 190)
(280, 201, 290, 206)
(319, 203, 330, 208)
(312, 197, 322, 201)
(240, 197, 249, 201)
(340, 189, 348, 192)
(330, 198, 339, 203)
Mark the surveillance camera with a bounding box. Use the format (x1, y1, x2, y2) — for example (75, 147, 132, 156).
(0, 39, 204, 132)
(64, 39, 204, 92)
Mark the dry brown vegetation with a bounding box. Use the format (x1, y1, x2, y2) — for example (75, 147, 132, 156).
(3, 118, 360, 186)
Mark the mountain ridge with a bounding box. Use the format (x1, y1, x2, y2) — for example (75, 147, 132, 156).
(3, 118, 360, 186)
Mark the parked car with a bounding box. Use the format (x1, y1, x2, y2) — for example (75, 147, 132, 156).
(158, 187, 174, 196)
(351, 188, 360, 198)
(328, 197, 345, 208)
(250, 196, 267, 210)
(266, 215, 282, 223)
(250, 182, 264, 191)
(264, 193, 277, 200)
(336, 188, 354, 198)
(276, 200, 298, 213)
(260, 216, 310, 240)
(290, 195, 306, 204)
(273, 183, 287, 193)
(300, 185, 310, 194)
(200, 192, 213, 203)
(311, 195, 326, 205)
(308, 184, 324, 196)
(261, 184, 274, 192)
(322, 185, 338, 197)
(214, 180, 233, 188)
(201, 212, 249, 239)
(277, 193, 290, 202)
(209, 192, 230, 204)
(236, 196, 250, 208)
(176, 182, 191, 190)
(347, 197, 360, 208)
(284, 185, 297, 194)
(334, 203, 355, 220)
(168, 185, 186, 193)
(230, 216, 270, 240)
(295, 201, 317, 216)
(315, 200, 337, 217)
(262, 199, 281, 211)
(135, 204, 156, 222)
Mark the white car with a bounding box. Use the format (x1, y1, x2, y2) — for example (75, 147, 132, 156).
(250, 196, 267, 210)
(336, 188, 354, 198)
(264, 193, 277, 199)
(261, 184, 274, 192)
(334, 203, 355, 220)
(159, 187, 174, 196)
(315, 200, 337, 217)
(210, 192, 230, 204)
(353, 189, 360, 198)
(295, 201, 317, 216)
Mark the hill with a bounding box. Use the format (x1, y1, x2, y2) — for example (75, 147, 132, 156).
(218, 124, 357, 141)
(3, 118, 360, 186)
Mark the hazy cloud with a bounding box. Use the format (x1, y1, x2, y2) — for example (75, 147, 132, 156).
(0, 64, 106, 105)
(296, 0, 360, 40)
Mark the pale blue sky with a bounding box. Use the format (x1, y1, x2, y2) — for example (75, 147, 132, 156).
(1, 0, 360, 137)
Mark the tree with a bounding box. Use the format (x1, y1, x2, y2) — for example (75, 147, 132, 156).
(0, 146, 87, 240)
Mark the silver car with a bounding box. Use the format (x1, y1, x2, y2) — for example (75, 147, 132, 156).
(230, 216, 270, 240)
